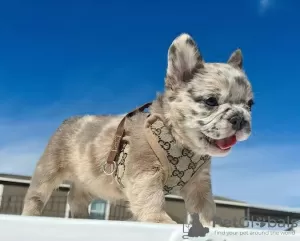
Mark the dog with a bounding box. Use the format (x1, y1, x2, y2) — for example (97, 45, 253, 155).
(22, 33, 254, 225)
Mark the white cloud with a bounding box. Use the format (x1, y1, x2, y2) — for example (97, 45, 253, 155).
(212, 144, 300, 207)
(0, 140, 44, 175)
(0, 103, 74, 176)
(0, 117, 57, 176)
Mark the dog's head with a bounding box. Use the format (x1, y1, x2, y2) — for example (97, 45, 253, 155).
(163, 33, 254, 157)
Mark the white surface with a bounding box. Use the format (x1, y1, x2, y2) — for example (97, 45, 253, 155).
(0, 214, 299, 241)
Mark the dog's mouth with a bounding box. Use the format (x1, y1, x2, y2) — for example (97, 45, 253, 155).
(205, 135, 237, 151)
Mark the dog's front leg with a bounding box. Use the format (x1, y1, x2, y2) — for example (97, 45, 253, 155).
(187, 190, 216, 227)
(181, 167, 216, 227)
(125, 170, 176, 224)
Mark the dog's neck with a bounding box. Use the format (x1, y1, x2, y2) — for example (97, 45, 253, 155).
(149, 93, 209, 157)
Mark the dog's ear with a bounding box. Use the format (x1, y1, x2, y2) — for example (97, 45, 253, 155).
(165, 33, 204, 90)
(227, 49, 243, 69)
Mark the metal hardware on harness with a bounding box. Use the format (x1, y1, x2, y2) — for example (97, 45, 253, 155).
(103, 162, 117, 175)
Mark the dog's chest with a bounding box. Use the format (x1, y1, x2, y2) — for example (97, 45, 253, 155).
(113, 116, 211, 196)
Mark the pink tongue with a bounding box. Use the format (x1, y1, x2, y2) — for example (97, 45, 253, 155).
(215, 135, 237, 150)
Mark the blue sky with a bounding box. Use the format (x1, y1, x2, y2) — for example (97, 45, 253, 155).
(0, 0, 300, 208)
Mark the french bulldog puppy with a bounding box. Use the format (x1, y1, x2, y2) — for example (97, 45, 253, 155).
(22, 33, 254, 226)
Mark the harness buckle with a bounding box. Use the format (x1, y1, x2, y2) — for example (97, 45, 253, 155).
(103, 162, 117, 176)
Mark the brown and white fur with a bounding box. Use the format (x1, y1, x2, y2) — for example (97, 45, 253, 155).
(22, 33, 254, 225)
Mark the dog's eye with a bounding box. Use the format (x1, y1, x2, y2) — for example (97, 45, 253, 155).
(247, 99, 254, 110)
(205, 97, 218, 107)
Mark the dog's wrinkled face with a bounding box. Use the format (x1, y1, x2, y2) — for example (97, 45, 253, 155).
(164, 33, 254, 157)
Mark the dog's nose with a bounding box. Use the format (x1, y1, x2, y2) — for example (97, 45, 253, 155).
(229, 115, 245, 131)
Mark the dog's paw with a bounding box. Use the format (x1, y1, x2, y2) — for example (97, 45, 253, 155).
(199, 200, 216, 227)
(142, 212, 177, 224)
(199, 214, 213, 228)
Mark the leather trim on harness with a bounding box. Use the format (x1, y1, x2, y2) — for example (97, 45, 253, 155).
(103, 102, 152, 175)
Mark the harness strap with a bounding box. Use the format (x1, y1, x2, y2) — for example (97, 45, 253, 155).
(143, 114, 211, 187)
(104, 102, 152, 175)
(143, 114, 171, 185)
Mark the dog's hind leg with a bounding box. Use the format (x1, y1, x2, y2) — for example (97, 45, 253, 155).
(67, 182, 93, 219)
(22, 154, 65, 216)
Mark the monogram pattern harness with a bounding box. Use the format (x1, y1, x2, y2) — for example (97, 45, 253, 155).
(112, 113, 211, 195)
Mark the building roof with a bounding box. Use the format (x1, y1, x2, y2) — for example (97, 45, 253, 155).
(1, 173, 300, 214)
(213, 195, 246, 203)
(0, 173, 31, 180)
(166, 194, 300, 214)
(0, 173, 71, 187)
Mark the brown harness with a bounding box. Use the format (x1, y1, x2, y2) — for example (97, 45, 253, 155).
(103, 102, 153, 175)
